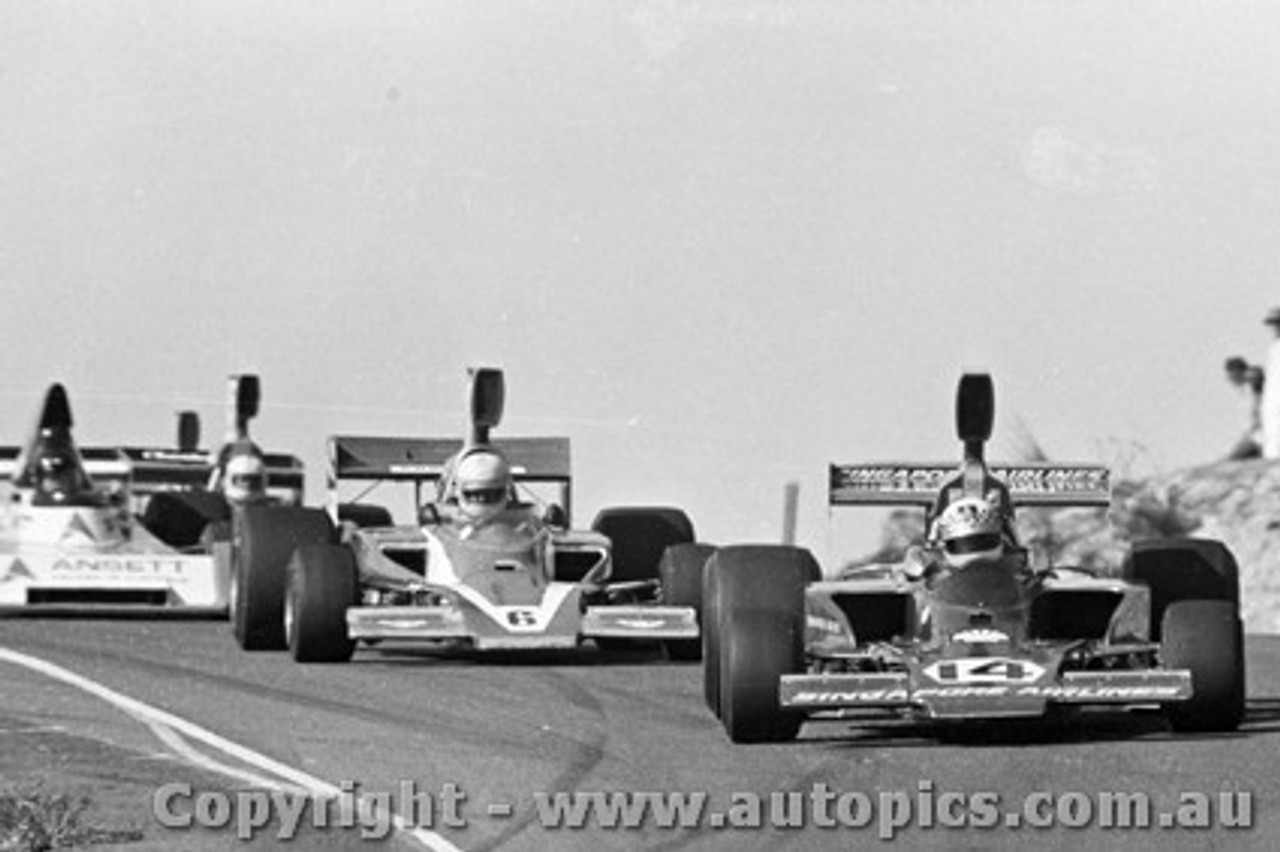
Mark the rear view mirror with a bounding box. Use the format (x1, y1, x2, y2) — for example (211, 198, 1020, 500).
(955, 373, 994, 445)
(177, 411, 200, 452)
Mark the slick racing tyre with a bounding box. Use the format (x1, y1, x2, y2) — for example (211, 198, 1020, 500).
(660, 543, 716, 662)
(703, 556, 723, 715)
(1161, 599, 1246, 732)
(232, 506, 334, 651)
(1122, 538, 1240, 641)
(142, 491, 230, 550)
(712, 545, 819, 743)
(591, 507, 695, 584)
(286, 545, 358, 663)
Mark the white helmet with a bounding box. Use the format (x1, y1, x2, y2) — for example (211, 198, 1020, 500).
(223, 449, 267, 504)
(454, 450, 511, 524)
(933, 496, 1004, 569)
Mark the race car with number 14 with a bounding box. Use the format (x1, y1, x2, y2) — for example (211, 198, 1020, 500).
(704, 373, 1245, 742)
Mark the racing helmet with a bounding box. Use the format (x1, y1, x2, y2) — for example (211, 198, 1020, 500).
(454, 449, 512, 524)
(222, 448, 267, 503)
(933, 496, 1005, 569)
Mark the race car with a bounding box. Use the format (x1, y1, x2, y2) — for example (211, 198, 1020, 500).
(229, 367, 705, 662)
(704, 373, 1246, 742)
(0, 377, 303, 614)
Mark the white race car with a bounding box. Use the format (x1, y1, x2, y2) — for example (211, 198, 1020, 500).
(0, 378, 302, 615)
(229, 368, 708, 661)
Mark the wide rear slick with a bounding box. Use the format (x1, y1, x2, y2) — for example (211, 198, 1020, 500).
(1123, 538, 1246, 732)
(590, 506, 698, 654)
(705, 545, 819, 743)
(659, 542, 716, 661)
(231, 506, 334, 651)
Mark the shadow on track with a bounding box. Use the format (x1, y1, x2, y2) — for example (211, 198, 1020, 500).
(351, 639, 678, 668)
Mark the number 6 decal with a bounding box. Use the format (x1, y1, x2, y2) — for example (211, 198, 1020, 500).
(507, 609, 537, 627)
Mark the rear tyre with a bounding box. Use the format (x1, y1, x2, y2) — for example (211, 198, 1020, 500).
(142, 491, 229, 550)
(591, 507, 695, 583)
(712, 545, 817, 743)
(285, 545, 357, 663)
(660, 543, 716, 662)
(232, 506, 334, 651)
(702, 560, 723, 715)
(1122, 538, 1239, 640)
(1161, 599, 1246, 732)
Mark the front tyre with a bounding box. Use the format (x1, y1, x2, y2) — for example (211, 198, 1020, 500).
(712, 545, 817, 743)
(285, 545, 357, 663)
(1161, 599, 1245, 732)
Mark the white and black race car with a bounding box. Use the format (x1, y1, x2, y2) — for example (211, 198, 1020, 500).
(0, 377, 303, 615)
(229, 368, 708, 662)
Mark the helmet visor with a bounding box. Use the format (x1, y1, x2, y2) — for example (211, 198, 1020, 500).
(230, 472, 266, 492)
(461, 487, 506, 506)
(945, 533, 1002, 556)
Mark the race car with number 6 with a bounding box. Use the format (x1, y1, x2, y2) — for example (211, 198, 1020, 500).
(704, 373, 1245, 742)
(229, 368, 706, 661)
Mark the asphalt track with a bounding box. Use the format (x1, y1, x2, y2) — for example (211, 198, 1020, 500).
(1, 618, 1277, 851)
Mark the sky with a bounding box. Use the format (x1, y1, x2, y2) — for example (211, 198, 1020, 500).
(2, 1, 1279, 563)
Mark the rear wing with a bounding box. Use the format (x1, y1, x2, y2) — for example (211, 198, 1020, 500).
(328, 435, 572, 483)
(0, 445, 305, 504)
(118, 447, 305, 502)
(829, 462, 1111, 508)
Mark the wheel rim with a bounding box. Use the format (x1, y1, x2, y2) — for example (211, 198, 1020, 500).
(228, 564, 240, 618)
(283, 586, 296, 648)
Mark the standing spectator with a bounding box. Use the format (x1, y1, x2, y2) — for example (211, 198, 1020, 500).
(1225, 356, 1264, 459)
(1262, 309, 1280, 458)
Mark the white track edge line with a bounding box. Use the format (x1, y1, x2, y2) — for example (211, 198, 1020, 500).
(0, 646, 464, 852)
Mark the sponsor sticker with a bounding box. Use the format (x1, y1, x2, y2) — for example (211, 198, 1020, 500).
(614, 618, 667, 630)
(0, 558, 34, 584)
(789, 683, 1185, 706)
(388, 464, 445, 475)
(376, 619, 433, 630)
(923, 657, 1046, 685)
(951, 628, 1010, 644)
(50, 557, 186, 578)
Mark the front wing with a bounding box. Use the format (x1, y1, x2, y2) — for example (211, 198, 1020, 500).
(781, 670, 1191, 718)
(345, 582, 697, 650)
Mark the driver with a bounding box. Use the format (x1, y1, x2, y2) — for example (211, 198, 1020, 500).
(210, 441, 268, 504)
(932, 496, 1006, 570)
(452, 448, 513, 526)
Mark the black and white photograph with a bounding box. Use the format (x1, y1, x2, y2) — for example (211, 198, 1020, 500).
(0, 2, 1277, 850)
